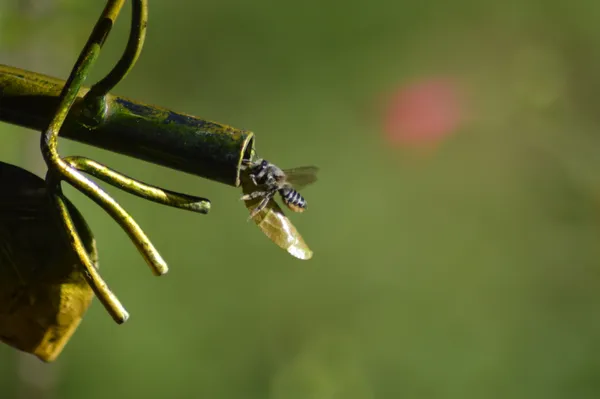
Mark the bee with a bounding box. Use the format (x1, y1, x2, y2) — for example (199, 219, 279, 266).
(240, 158, 318, 260)
(241, 159, 319, 219)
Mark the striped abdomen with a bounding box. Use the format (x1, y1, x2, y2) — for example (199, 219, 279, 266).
(279, 187, 306, 213)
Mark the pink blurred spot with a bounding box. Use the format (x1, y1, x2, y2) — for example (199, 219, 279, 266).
(384, 78, 464, 147)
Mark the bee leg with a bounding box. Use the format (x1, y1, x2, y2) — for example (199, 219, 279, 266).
(240, 159, 252, 170)
(247, 196, 272, 221)
(240, 190, 269, 201)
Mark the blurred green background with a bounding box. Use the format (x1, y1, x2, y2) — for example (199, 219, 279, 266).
(3, 1, 600, 398)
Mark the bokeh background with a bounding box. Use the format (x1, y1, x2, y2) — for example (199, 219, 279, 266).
(2, 1, 600, 398)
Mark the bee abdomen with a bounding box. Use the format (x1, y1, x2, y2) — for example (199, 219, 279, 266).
(280, 188, 306, 213)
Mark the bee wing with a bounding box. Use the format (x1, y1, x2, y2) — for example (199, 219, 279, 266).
(241, 178, 312, 260)
(282, 166, 319, 190)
